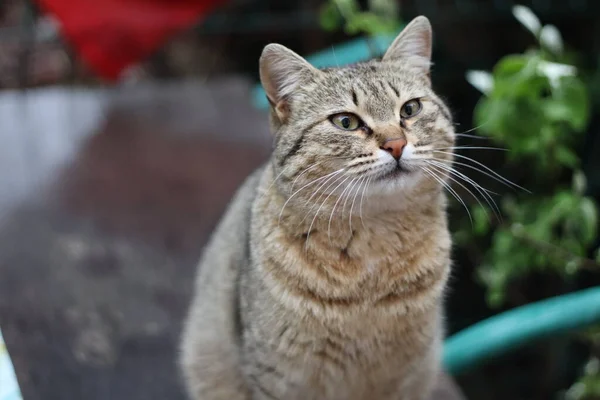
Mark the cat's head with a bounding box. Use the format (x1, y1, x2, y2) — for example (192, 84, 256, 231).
(260, 16, 454, 207)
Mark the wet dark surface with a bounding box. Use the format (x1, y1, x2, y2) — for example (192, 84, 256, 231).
(0, 77, 463, 400)
(0, 77, 271, 400)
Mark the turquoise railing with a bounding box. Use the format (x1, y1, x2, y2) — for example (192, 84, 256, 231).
(443, 286, 600, 375)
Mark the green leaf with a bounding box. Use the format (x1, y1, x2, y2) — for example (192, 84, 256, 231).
(555, 146, 580, 168)
(369, 0, 400, 17)
(513, 75, 549, 100)
(580, 197, 598, 243)
(334, 0, 360, 15)
(462, 1, 598, 310)
(573, 170, 587, 194)
(487, 289, 505, 308)
(543, 100, 576, 124)
(553, 77, 590, 131)
(565, 259, 580, 275)
(345, 12, 399, 35)
(472, 205, 490, 236)
(493, 54, 529, 78)
(494, 229, 514, 255)
(319, 2, 343, 31)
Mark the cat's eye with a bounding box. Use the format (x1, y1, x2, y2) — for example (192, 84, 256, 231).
(330, 113, 363, 131)
(400, 99, 423, 119)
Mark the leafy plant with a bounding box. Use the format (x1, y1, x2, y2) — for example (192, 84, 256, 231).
(566, 358, 600, 400)
(565, 326, 600, 400)
(465, 6, 600, 399)
(464, 5, 599, 307)
(319, 0, 401, 37)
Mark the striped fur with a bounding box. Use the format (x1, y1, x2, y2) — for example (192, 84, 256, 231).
(181, 16, 455, 400)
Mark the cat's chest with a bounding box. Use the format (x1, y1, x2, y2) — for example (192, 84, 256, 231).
(243, 319, 432, 400)
(256, 220, 448, 311)
(305, 224, 433, 280)
(304, 222, 417, 263)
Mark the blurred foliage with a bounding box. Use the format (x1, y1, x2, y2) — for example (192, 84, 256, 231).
(464, 6, 600, 398)
(464, 5, 599, 307)
(566, 326, 600, 400)
(319, 0, 401, 36)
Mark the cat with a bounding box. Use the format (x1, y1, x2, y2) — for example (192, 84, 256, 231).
(180, 15, 455, 400)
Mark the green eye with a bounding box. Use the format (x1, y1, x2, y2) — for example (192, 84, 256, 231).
(330, 113, 362, 131)
(400, 99, 423, 119)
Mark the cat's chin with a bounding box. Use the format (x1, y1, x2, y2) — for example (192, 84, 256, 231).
(368, 167, 423, 196)
(377, 165, 411, 181)
(373, 161, 421, 182)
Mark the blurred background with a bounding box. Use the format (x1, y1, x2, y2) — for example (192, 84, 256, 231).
(0, 0, 598, 399)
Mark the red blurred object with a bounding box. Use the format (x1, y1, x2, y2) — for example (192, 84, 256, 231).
(34, 0, 225, 81)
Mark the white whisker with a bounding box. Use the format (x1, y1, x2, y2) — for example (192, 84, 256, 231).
(429, 146, 508, 152)
(342, 176, 365, 218)
(300, 171, 348, 226)
(331, 45, 340, 68)
(290, 155, 354, 191)
(278, 168, 344, 225)
(328, 177, 357, 241)
(359, 176, 372, 230)
(290, 162, 322, 192)
(454, 120, 490, 136)
(260, 164, 291, 201)
(421, 166, 472, 224)
(425, 160, 501, 221)
(348, 176, 367, 234)
(432, 151, 530, 192)
(306, 175, 351, 248)
(455, 133, 490, 140)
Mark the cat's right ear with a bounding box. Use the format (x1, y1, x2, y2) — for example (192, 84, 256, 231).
(260, 44, 320, 122)
(382, 16, 432, 74)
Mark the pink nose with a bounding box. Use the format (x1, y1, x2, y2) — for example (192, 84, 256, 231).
(381, 138, 407, 160)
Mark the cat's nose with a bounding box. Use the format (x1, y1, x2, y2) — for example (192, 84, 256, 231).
(381, 138, 407, 160)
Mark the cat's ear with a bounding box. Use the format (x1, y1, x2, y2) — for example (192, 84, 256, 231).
(260, 44, 320, 121)
(382, 16, 432, 73)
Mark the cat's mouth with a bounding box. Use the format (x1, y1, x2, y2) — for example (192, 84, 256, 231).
(377, 163, 411, 181)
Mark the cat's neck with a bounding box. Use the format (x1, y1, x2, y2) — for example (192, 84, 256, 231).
(259, 164, 447, 250)
(251, 167, 449, 326)
(251, 164, 451, 326)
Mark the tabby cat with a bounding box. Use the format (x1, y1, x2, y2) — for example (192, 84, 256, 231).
(180, 16, 455, 400)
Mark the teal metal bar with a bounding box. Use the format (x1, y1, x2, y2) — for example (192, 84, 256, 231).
(251, 29, 403, 110)
(443, 286, 600, 375)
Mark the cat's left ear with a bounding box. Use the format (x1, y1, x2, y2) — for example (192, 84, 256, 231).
(382, 16, 432, 74)
(260, 44, 321, 122)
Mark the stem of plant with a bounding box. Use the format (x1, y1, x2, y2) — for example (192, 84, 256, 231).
(511, 224, 600, 272)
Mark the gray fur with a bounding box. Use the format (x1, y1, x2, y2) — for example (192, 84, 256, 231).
(181, 16, 455, 400)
